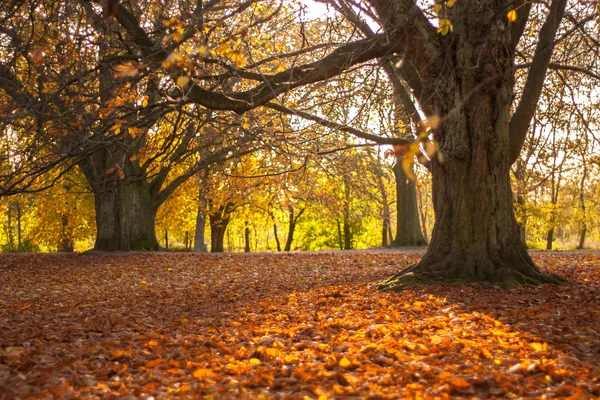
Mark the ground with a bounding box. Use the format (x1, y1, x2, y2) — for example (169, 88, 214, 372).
(0, 251, 599, 399)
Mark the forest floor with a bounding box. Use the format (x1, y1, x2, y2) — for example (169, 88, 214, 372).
(0, 251, 599, 399)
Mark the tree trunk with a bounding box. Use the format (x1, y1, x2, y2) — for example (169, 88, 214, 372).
(379, 28, 561, 289)
(577, 225, 586, 250)
(382, 202, 390, 247)
(128, 180, 160, 250)
(392, 162, 427, 246)
(336, 220, 343, 250)
(165, 229, 169, 250)
(546, 228, 554, 251)
(7, 202, 13, 251)
(284, 208, 303, 252)
(273, 222, 281, 252)
(194, 176, 208, 253)
(515, 190, 528, 248)
(244, 221, 251, 252)
(92, 178, 129, 251)
(209, 203, 233, 252)
(58, 214, 74, 252)
(16, 201, 21, 253)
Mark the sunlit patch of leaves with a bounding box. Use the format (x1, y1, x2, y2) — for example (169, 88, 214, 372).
(0, 252, 598, 398)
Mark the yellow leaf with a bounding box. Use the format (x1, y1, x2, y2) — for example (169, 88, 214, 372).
(530, 342, 546, 351)
(447, 0, 456, 7)
(176, 76, 190, 88)
(142, 97, 148, 107)
(507, 10, 517, 23)
(193, 368, 216, 379)
(198, 44, 210, 57)
(249, 358, 261, 365)
(437, 19, 453, 36)
(146, 340, 159, 347)
(141, 280, 147, 285)
(433, 3, 442, 14)
(339, 357, 351, 368)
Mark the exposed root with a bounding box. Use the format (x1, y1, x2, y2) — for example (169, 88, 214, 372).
(378, 260, 566, 292)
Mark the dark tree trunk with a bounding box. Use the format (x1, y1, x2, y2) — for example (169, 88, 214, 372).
(58, 214, 74, 252)
(244, 221, 251, 252)
(336, 220, 343, 250)
(7, 203, 13, 251)
(546, 228, 554, 251)
(92, 178, 129, 251)
(378, 3, 563, 289)
(209, 203, 233, 252)
(16, 201, 21, 253)
(165, 229, 169, 250)
(392, 162, 427, 247)
(128, 180, 160, 250)
(273, 222, 281, 252)
(284, 208, 303, 252)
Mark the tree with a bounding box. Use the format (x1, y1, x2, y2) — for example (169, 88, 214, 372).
(3, 0, 598, 287)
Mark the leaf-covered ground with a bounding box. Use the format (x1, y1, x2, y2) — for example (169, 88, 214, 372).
(1, 251, 599, 399)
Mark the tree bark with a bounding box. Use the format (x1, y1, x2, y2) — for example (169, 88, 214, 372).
(546, 228, 554, 251)
(273, 222, 281, 252)
(92, 177, 129, 251)
(16, 201, 21, 253)
(209, 202, 233, 252)
(392, 162, 427, 246)
(128, 179, 160, 250)
(58, 214, 74, 252)
(194, 174, 209, 252)
(244, 221, 251, 252)
(284, 207, 304, 252)
(377, 3, 563, 288)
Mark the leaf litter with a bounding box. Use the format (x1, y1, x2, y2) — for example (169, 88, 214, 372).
(0, 251, 599, 399)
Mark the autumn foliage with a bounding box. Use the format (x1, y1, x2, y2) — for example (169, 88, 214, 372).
(0, 251, 599, 398)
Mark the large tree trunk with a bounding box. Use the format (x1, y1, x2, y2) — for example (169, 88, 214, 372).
(92, 178, 129, 251)
(209, 203, 233, 252)
(392, 162, 427, 246)
(379, 16, 561, 289)
(128, 180, 160, 250)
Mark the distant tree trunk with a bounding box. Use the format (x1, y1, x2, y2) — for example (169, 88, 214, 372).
(392, 162, 427, 247)
(185, 232, 190, 251)
(210, 202, 234, 252)
(16, 201, 21, 253)
(58, 214, 74, 252)
(515, 191, 528, 248)
(576, 158, 588, 250)
(546, 228, 554, 251)
(164, 229, 169, 250)
(284, 207, 304, 252)
(342, 175, 352, 250)
(7, 203, 13, 251)
(336, 220, 343, 250)
(273, 222, 281, 252)
(194, 174, 209, 253)
(244, 221, 251, 252)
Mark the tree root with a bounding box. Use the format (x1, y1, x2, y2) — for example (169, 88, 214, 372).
(378, 261, 566, 292)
